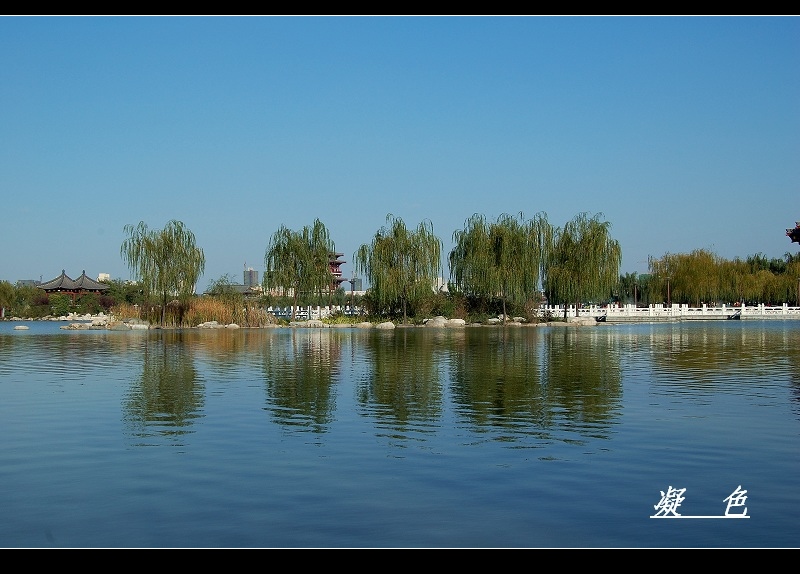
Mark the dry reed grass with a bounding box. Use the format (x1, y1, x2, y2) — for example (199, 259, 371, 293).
(111, 297, 277, 328)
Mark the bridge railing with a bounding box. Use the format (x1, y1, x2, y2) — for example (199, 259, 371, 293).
(531, 303, 800, 320)
(264, 303, 800, 321)
(267, 305, 364, 320)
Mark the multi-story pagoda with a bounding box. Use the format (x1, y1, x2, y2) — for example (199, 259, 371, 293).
(329, 252, 348, 291)
(38, 270, 109, 302)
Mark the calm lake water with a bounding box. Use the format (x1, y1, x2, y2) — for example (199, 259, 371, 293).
(1, 319, 798, 548)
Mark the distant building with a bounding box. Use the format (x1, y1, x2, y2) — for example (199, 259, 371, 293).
(16, 279, 39, 288)
(244, 267, 259, 288)
(97, 273, 111, 282)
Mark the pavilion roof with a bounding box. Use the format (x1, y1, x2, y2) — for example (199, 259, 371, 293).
(38, 270, 109, 292)
(787, 222, 800, 244)
(73, 270, 109, 291)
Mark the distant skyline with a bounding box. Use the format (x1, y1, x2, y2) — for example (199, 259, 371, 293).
(2, 16, 798, 289)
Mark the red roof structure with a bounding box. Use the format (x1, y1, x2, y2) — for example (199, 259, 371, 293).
(787, 222, 800, 245)
(38, 270, 109, 301)
(329, 252, 347, 290)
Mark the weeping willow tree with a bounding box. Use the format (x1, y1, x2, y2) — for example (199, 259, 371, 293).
(354, 214, 442, 324)
(264, 219, 335, 321)
(648, 250, 800, 306)
(647, 253, 678, 305)
(545, 212, 621, 319)
(0, 280, 13, 318)
(618, 272, 639, 305)
(648, 249, 719, 306)
(449, 212, 551, 322)
(121, 220, 206, 327)
(305, 219, 337, 306)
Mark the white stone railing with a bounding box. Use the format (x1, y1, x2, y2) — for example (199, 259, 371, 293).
(265, 303, 800, 322)
(533, 303, 800, 320)
(267, 305, 363, 320)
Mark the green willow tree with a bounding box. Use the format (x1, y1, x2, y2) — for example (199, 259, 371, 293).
(618, 272, 639, 305)
(354, 214, 442, 324)
(0, 280, 13, 317)
(120, 220, 206, 326)
(648, 249, 718, 306)
(545, 212, 621, 319)
(649, 249, 800, 306)
(264, 218, 335, 321)
(449, 212, 551, 322)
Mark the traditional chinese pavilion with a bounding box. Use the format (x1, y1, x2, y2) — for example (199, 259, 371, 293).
(38, 270, 109, 302)
(787, 222, 800, 244)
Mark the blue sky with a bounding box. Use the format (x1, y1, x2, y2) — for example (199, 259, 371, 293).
(2, 16, 798, 290)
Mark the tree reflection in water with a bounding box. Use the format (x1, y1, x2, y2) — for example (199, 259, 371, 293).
(357, 328, 444, 434)
(449, 327, 622, 441)
(123, 331, 205, 445)
(260, 329, 338, 432)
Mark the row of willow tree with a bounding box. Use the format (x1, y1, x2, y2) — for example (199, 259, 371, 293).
(267, 211, 622, 323)
(260, 212, 800, 322)
(4, 214, 797, 325)
(20, 212, 785, 327)
(633, 249, 800, 308)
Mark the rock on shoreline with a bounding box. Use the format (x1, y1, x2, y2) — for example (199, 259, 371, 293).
(5, 312, 600, 330)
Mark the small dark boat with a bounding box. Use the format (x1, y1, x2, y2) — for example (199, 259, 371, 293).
(727, 310, 741, 320)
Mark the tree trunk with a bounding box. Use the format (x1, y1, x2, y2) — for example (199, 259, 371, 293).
(402, 285, 408, 324)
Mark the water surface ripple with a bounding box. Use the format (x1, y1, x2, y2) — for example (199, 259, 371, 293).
(0, 320, 797, 547)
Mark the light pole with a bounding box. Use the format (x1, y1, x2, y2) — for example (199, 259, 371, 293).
(667, 277, 671, 307)
(634, 283, 638, 308)
(350, 276, 355, 316)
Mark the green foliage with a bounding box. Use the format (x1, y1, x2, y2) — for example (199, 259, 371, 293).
(264, 218, 335, 320)
(75, 293, 102, 315)
(354, 214, 442, 324)
(618, 272, 639, 304)
(206, 274, 241, 301)
(746, 252, 788, 275)
(546, 212, 621, 315)
(101, 278, 146, 306)
(0, 280, 13, 315)
(449, 212, 551, 322)
(19, 285, 49, 318)
(49, 293, 72, 317)
(648, 249, 719, 305)
(648, 250, 800, 306)
(322, 311, 355, 325)
(332, 287, 346, 307)
(120, 220, 205, 326)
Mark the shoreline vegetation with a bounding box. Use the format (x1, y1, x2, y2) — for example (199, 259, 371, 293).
(0, 312, 595, 329)
(3, 214, 799, 329)
(5, 301, 800, 330)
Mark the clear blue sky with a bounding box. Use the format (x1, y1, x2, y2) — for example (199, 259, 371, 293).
(2, 16, 798, 290)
